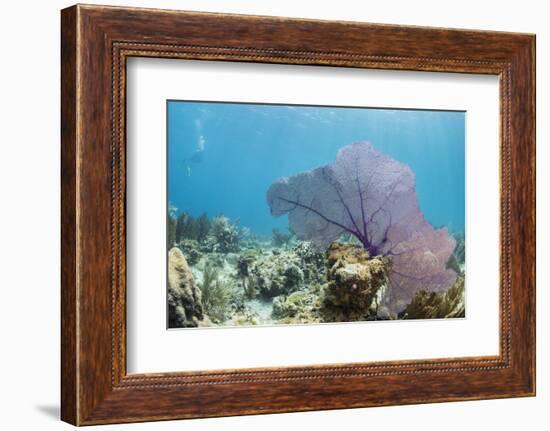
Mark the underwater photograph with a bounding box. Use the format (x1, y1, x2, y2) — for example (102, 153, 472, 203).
(166, 100, 466, 329)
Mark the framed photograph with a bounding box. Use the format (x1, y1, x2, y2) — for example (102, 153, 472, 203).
(61, 4, 536, 425)
(164, 101, 466, 329)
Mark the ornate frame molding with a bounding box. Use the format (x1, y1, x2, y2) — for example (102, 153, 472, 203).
(61, 5, 535, 425)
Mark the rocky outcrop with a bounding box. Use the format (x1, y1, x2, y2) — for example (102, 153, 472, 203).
(321, 242, 389, 321)
(168, 247, 204, 328)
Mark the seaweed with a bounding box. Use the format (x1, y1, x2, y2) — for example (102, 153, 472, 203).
(402, 277, 465, 319)
(199, 263, 232, 324)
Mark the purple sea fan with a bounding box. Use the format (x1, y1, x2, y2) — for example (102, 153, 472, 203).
(266, 141, 457, 312)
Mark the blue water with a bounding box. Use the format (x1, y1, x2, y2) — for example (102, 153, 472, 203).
(167, 101, 465, 236)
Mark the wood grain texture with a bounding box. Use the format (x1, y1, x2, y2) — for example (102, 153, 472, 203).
(60, 4, 536, 425)
(60, 5, 78, 425)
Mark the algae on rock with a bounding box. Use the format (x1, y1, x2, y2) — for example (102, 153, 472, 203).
(272, 290, 321, 324)
(321, 242, 389, 322)
(234, 240, 326, 301)
(244, 249, 308, 298)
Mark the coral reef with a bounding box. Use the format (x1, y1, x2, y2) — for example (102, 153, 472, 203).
(177, 239, 202, 266)
(272, 290, 321, 324)
(293, 241, 326, 285)
(175, 212, 195, 242)
(402, 277, 465, 319)
(248, 251, 305, 298)
(204, 215, 241, 253)
(237, 250, 257, 277)
(200, 252, 226, 268)
(167, 247, 204, 328)
(267, 141, 457, 313)
(238, 226, 260, 250)
(236, 250, 260, 298)
(237, 243, 325, 300)
(230, 310, 260, 326)
(175, 212, 211, 244)
(166, 204, 465, 328)
(321, 242, 389, 321)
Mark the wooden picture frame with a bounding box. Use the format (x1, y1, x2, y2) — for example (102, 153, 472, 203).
(61, 4, 536, 425)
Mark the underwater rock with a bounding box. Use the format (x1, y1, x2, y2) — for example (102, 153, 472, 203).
(167, 247, 204, 328)
(267, 141, 457, 313)
(272, 290, 321, 323)
(225, 252, 240, 266)
(236, 250, 262, 299)
(177, 239, 202, 266)
(245, 250, 305, 298)
(321, 242, 389, 322)
(293, 241, 324, 266)
(292, 241, 326, 285)
(236, 241, 326, 300)
(230, 310, 260, 326)
(197, 314, 214, 327)
(237, 250, 259, 277)
(283, 263, 304, 290)
(402, 277, 465, 320)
